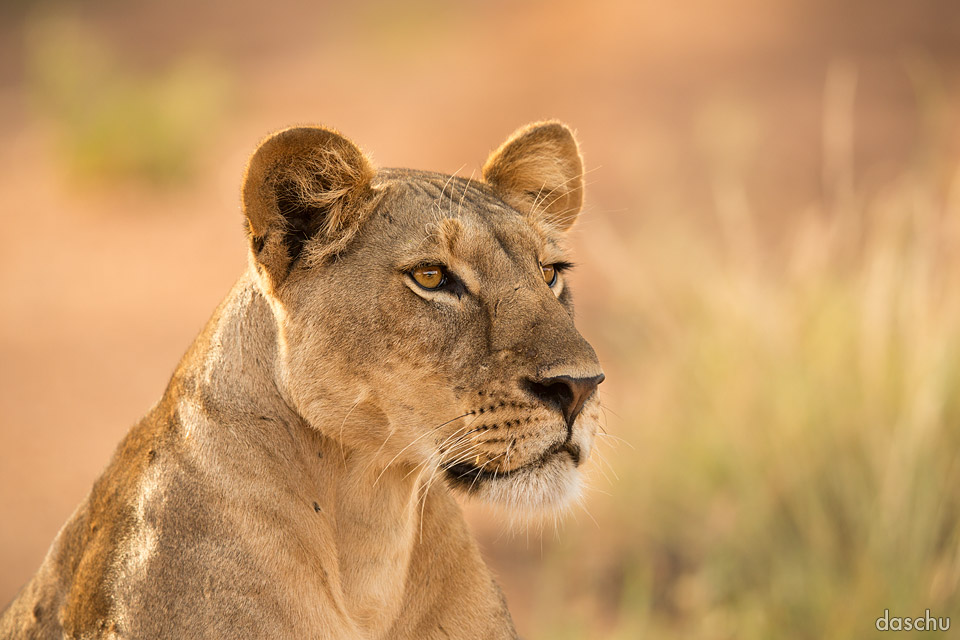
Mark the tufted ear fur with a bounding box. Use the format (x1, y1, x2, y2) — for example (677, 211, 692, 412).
(242, 126, 375, 290)
(482, 121, 584, 231)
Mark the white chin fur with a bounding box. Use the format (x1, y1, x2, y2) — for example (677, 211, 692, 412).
(464, 455, 583, 515)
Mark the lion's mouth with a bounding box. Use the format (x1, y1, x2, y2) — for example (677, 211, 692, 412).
(443, 439, 581, 490)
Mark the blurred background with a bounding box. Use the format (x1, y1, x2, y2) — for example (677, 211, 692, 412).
(1, 0, 959, 637)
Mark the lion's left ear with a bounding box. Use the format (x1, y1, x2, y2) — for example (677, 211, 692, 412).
(482, 121, 584, 231)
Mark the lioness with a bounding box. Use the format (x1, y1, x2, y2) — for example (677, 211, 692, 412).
(1, 121, 604, 639)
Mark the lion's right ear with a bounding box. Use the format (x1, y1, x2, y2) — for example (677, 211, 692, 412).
(242, 126, 375, 290)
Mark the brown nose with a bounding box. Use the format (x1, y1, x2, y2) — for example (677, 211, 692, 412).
(524, 374, 605, 426)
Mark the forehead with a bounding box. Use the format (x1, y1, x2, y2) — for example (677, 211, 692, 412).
(373, 169, 563, 264)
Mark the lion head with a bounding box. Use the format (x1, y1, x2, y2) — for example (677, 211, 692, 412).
(241, 122, 603, 513)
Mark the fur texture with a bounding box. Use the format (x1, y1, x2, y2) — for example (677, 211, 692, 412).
(1, 122, 603, 639)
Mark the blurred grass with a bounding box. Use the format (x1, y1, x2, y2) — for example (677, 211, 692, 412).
(23, 14, 230, 186)
(528, 67, 960, 639)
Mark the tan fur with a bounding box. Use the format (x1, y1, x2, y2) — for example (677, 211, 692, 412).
(1, 122, 603, 639)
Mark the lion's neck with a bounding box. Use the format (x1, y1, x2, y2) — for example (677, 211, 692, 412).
(170, 273, 429, 636)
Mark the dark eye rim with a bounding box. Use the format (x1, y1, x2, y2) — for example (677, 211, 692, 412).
(542, 264, 557, 287)
(406, 263, 468, 299)
(540, 260, 573, 288)
(408, 264, 448, 291)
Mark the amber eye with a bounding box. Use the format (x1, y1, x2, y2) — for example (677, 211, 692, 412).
(541, 263, 557, 287)
(411, 265, 446, 290)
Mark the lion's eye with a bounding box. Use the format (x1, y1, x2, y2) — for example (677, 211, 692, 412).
(541, 263, 557, 287)
(411, 265, 447, 290)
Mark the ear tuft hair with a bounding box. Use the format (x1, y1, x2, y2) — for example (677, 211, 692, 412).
(482, 121, 584, 231)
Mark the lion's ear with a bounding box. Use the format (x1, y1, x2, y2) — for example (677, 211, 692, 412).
(482, 121, 584, 231)
(242, 126, 375, 289)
